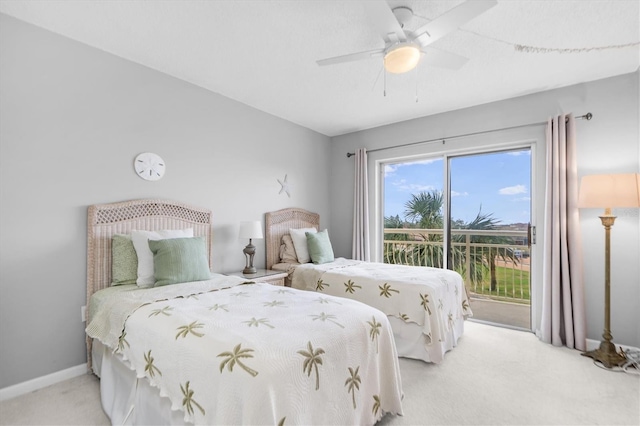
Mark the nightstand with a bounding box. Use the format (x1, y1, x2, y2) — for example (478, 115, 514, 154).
(226, 269, 288, 286)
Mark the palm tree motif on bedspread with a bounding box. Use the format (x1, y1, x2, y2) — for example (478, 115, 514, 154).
(379, 283, 399, 298)
(344, 279, 361, 294)
(117, 332, 130, 353)
(345, 366, 362, 409)
(298, 341, 325, 390)
(243, 317, 275, 328)
(217, 343, 259, 377)
(149, 306, 173, 317)
(175, 321, 205, 339)
(209, 303, 229, 312)
(367, 316, 381, 353)
(144, 350, 162, 378)
(420, 293, 432, 315)
(310, 312, 345, 328)
(181, 381, 205, 416)
(316, 279, 329, 291)
(372, 395, 381, 416)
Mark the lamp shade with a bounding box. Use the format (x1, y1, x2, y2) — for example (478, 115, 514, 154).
(384, 43, 421, 74)
(239, 221, 263, 239)
(578, 173, 640, 208)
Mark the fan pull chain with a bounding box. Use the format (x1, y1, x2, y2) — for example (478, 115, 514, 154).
(415, 59, 420, 103)
(384, 69, 387, 97)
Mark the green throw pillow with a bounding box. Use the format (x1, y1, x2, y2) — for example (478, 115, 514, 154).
(111, 234, 138, 285)
(149, 237, 211, 286)
(306, 229, 335, 264)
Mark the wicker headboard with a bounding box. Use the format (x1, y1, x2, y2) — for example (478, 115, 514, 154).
(264, 208, 320, 270)
(86, 199, 212, 368)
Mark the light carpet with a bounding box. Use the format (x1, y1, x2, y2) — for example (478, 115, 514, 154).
(1, 321, 638, 425)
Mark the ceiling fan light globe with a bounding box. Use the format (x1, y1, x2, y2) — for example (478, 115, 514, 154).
(384, 44, 420, 74)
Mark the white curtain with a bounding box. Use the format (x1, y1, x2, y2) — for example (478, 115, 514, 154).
(540, 114, 586, 350)
(352, 148, 370, 261)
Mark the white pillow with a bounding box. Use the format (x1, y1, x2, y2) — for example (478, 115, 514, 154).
(289, 227, 317, 264)
(131, 228, 193, 287)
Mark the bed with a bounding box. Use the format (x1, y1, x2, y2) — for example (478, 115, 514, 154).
(265, 207, 473, 364)
(85, 199, 403, 425)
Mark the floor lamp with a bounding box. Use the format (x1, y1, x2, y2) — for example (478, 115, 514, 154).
(578, 173, 640, 368)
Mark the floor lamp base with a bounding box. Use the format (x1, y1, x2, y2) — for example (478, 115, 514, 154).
(581, 340, 626, 368)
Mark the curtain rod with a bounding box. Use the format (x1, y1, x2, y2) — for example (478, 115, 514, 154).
(346, 112, 592, 158)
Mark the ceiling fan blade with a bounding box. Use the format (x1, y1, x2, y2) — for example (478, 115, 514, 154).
(316, 49, 384, 67)
(420, 48, 469, 70)
(412, 0, 497, 47)
(364, 1, 407, 43)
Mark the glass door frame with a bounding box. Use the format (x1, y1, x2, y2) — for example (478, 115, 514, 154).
(370, 130, 544, 332)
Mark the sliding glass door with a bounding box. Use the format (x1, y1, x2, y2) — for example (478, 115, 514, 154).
(448, 149, 531, 329)
(382, 147, 532, 330)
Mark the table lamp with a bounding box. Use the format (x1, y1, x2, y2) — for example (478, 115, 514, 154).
(239, 221, 263, 274)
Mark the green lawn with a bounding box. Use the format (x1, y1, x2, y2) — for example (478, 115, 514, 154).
(468, 265, 530, 304)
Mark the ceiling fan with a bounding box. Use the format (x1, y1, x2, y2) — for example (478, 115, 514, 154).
(317, 0, 497, 74)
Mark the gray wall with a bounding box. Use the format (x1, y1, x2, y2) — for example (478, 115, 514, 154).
(0, 14, 331, 388)
(330, 72, 640, 348)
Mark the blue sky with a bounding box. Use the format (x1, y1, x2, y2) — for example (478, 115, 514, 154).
(384, 149, 531, 225)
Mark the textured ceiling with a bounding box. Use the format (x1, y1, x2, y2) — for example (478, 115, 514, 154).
(1, 0, 638, 136)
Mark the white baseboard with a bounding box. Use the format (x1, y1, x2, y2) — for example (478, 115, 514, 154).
(0, 364, 87, 402)
(586, 338, 640, 353)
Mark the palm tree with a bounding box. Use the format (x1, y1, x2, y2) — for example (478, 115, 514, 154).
(394, 190, 518, 292)
(383, 215, 407, 263)
(378, 283, 400, 298)
(310, 312, 345, 328)
(344, 279, 361, 294)
(419, 293, 432, 315)
(217, 343, 259, 377)
(243, 317, 275, 328)
(404, 190, 444, 228)
(144, 350, 162, 378)
(367, 316, 381, 352)
(344, 366, 361, 409)
(383, 215, 406, 233)
(175, 321, 205, 339)
(402, 190, 445, 267)
(316, 279, 328, 291)
(372, 395, 381, 416)
(459, 208, 519, 291)
(180, 381, 205, 416)
(298, 341, 325, 390)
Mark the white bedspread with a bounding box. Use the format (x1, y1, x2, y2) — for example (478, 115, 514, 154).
(291, 258, 472, 363)
(86, 276, 403, 425)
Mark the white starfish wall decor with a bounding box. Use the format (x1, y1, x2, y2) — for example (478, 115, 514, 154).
(278, 174, 291, 197)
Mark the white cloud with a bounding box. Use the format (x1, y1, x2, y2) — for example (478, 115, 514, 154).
(507, 151, 531, 156)
(384, 158, 441, 177)
(451, 191, 469, 197)
(499, 185, 527, 195)
(384, 164, 398, 177)
(396, 183, 435, 192)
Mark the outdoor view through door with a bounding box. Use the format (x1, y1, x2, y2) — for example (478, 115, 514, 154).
(383, 149, 532, 330)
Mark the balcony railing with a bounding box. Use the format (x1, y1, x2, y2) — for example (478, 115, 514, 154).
(383, 228, 530, 304)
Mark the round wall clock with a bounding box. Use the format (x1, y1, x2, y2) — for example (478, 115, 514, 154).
(134, 152, 165, 181)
